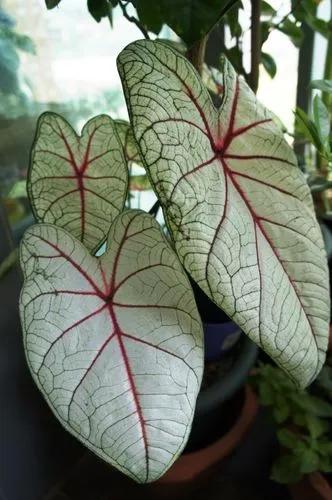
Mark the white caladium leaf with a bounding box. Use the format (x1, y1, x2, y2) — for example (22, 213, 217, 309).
(118, 40, 330, 387)
(114, 119, 142, 165)
(19, 210, 203, 483)
(28, 113, 128, 253)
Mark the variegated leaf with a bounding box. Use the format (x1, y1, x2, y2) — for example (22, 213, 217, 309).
(19, 210, 203, 483)
(118, 40, 330, 387)
(28, 113, 128, 252)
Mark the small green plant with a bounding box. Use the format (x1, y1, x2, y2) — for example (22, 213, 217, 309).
(295, 79, 332, 198)
(252, 363, 332, 484)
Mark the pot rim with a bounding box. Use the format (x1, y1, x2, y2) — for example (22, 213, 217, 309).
(156, 385, 258, 484)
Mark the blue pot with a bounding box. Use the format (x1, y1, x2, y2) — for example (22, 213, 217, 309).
(203, 321, 242, 361)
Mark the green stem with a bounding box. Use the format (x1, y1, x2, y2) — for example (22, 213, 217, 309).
(322, 2, 332, 109)
(187, 36, 207, 75)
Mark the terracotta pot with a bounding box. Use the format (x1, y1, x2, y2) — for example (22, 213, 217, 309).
(147, 384, 257, 499)
(290, 472, 332, 500)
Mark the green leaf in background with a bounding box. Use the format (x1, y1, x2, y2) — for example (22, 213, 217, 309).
(276, 19, 303, 47)
(292, 0, 317, 21)
(320, 441, 332, 455)
(130, 174, 151, 191)
(257, 380, 274, 405)
(306, 16, 330, 38)
(261, 0, 275, 16)
(261, 52, 277, 78)
(45, 0, 61, 9)
(313, 94, 330, 150)
(253, 362, 332, 483)
(225, 45, 244, 75)
(310, 80, 332, 93)
(304, 414, 330, 439)
(224, 1, 243, 39)
(271, 455, 303, 484)
(260, 20, 272, 45)
(273, 401, 290, 423)
(277, 429, 299, 449)
(135, 0, 164, 34)
(87, 0, 111, 22)
(292, 393, 332, 418)
(320, 454, 332, 473)
(8, 180, 27, 198)
(299, 449, 320, 474)
(135, 0, 242, 46)
(295, 107, 323, 153)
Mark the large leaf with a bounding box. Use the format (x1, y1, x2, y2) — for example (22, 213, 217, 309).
(118, 40, 330, 387)
(28, 113, 128, 253)
(114, 119, 142, 165)
(20, 210, 203, 483)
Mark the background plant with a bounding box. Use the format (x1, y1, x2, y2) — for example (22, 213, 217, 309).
(252, 363, 332, 484)
(295, 80, 332, 214)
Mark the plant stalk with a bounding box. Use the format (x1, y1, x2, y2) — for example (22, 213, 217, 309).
(249, 0, 261, 94)
(322, 1, 332, 109)
(187, 36, 208, 75)
(293, 20, 315, 170)
(118, 1, 150, 39)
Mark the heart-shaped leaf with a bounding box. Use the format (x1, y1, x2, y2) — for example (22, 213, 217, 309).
(118, 40, 330, 388)
(19, 210, 203, 483)
(28, 113, 128, 253)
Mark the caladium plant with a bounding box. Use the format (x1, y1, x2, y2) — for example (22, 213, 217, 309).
(19, 38, 330, 484)
(118, 39, 330, 389)
(20, 210, 203, 482)
(28, 113, 128, 252)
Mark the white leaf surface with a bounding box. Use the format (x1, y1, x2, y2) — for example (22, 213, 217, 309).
(118, 40, 330, 387)
(20, 210, 203, 482)
(28, 113, 128, 252)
